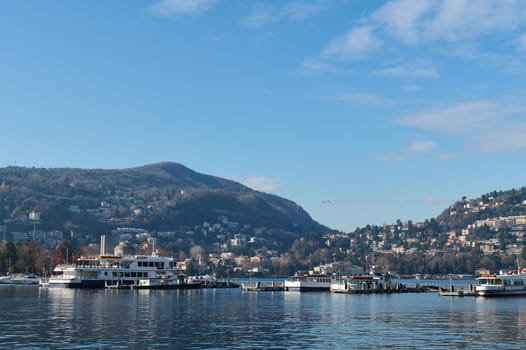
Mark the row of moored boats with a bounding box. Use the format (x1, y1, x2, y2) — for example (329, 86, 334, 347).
(283, 268, 526, 297)
(3, 253, 526, 296)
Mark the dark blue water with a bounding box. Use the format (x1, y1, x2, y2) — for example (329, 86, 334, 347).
(1, 285, 526, 349)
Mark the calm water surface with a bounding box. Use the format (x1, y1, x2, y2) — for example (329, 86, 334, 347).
(1, 284, 526, 349)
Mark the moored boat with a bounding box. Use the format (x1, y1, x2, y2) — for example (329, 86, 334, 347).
(47, 252, 183, 288)
(133, 275, 202, 290)
(330, 268, 389, 293)
(284, 273, 334, 292)
(330, 275, 381, 293)
(476, 269, 526, 297)
(0, 273, 39, 285)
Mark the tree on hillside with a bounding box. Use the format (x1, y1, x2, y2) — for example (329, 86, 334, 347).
(1, 241, 17, 273)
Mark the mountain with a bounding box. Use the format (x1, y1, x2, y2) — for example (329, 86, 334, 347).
(0, 162, 328, 235)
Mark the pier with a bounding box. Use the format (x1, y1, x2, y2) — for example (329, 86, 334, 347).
(242, 281, 284, 291)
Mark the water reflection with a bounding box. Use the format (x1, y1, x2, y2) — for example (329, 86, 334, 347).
(2, 286, 526, 349)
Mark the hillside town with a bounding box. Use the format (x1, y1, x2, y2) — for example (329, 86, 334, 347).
(2, 189, 526, 277)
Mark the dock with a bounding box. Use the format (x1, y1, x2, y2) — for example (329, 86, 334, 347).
(438, 285, 477, 297)
(242, 281, 284, 291)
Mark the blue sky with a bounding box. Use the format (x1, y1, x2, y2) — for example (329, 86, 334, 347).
(2, 0, 526, 232)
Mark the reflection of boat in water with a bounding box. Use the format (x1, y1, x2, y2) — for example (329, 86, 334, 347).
(47, 252, 187, 289)
(0, 273, 39, 285)
(476, 269, 526, 297)
(284, 273, 334, 292)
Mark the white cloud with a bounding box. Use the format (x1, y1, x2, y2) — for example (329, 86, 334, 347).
(310, 0, 526, 69)
(378, 140, 437, 162)
(422, 0, 524, 42)
(373, 63, 439, 79)
(397, 99, 526, 153)
(373, 0, 526, 45)
(299, 58, 336, 75)
(240, 176, 281, 193)
(322, 26, 382, 59)
(242, 1, 328, 28)
(284, 1, 327, 21)
(150, 0, 217, 17)
(396, 100, 501, 134)
(372, 0, 436, 45)
(474, 122, 526, 153)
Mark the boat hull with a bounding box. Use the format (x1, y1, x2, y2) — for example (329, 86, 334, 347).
(476, 287, 526, 297)
(285, 286, 329, 292)
(47, 279, 106, 288)
(133, 283, 202, 290)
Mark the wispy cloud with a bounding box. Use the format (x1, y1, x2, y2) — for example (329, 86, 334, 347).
(308, 0, 526, 74)
(397, 99, 526, 153)
(241, 4, 278, 28)
(373, 63, 440, 80)
(298, 58, 337, 76)
(241, 1, 329, 28)
(371, 0, 436, 45)
(322, 26, 382, 59)
(372, 0, 526, 46)
(407, 140, 436, 154)
(474, 122, 526, 153)
(150, 0, 218, 17)
(516, 33, 526, 53)
(240, 176, 281, 193)
(337, 92, 394, 106)
(397, 100, 501, 134)
(408, 195, 451, 207)
(378, 140, 437, 162)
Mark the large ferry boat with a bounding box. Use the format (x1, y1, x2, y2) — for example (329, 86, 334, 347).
(475, 269, 526, 297)
(284, 273, 334, 292)
(47, 253, 184, 288)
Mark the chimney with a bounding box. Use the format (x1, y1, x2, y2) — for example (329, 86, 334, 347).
(100, 235, 106, 256)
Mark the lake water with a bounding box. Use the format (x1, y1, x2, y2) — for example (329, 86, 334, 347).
(1, 284, 526, 349)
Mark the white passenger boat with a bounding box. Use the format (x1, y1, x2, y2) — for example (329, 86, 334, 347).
(284, 273, 334, 292)
(0, 273, 39, 285)
(47, 253, 182, 288)
(476, 269, 526, 297)
(134, 275, 202, 290)
(330, 275, 382, 293)
(330, 267, 389, 293)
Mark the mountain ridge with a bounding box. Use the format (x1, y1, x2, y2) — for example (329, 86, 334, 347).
(0, 162, 329, 235)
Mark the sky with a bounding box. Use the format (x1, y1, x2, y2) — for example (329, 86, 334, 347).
(2, 0, 526, 232)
